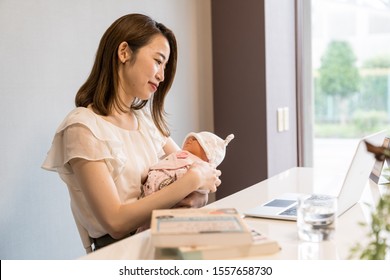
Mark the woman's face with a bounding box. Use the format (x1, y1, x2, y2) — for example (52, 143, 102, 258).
(118, 34, 170, 104)
(183, 136, 208, 162)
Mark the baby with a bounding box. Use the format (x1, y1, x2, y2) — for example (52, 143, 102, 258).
(137, 131, 234, 232)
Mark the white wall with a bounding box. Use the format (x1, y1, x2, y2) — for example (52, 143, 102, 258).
(0, 0, 213, 259)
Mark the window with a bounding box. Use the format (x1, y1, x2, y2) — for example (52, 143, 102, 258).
(300, 0, 390, 173)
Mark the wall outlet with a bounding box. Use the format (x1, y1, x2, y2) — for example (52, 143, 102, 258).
(277, 107, 289, 132)
(277, 108, 284, 132)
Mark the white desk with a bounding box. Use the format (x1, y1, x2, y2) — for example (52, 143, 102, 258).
(81, 167, 379, 260)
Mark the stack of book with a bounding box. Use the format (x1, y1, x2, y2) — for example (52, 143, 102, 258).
(150, 207, 281, 260)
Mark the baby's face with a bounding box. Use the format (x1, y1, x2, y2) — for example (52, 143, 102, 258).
(182, 136, 208, 162)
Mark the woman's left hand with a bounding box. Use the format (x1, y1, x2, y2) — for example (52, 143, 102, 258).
(174, 190, 209, 208)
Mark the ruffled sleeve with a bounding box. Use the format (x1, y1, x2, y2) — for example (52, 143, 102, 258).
(42, 108, 126, 179)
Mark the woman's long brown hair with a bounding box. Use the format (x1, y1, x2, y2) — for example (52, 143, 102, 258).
(75, 14, 177, 137)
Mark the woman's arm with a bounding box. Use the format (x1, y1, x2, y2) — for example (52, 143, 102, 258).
(70, 157, 219, 239)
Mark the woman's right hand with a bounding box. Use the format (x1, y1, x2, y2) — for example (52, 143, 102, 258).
(187, 161, 222, 193)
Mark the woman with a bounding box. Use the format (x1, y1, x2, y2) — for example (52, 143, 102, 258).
(42, 14, 221, 250)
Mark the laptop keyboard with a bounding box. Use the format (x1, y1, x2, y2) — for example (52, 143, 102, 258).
(279, 206, 297, 216)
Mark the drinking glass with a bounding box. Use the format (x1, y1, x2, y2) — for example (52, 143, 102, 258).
(297, 194, 337, 242)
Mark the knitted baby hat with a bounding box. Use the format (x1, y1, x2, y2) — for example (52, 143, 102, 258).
(183, 131, 235, 167)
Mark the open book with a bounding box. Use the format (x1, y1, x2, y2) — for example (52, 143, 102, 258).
(151, 208, 252, 248)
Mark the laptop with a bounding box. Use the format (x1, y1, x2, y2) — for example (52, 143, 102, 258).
(243, 130, 388, 221)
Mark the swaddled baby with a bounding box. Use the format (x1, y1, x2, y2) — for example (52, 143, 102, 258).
(137, 131, 234, 232)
